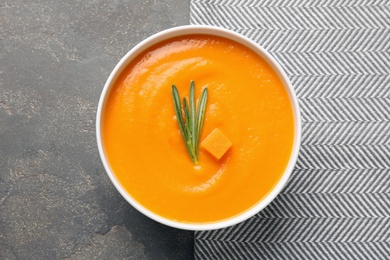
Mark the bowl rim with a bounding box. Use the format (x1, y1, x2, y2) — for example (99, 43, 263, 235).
(96, 25, 301, 231)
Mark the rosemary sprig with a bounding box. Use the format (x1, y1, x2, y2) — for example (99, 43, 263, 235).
(172, 81, 208, 164)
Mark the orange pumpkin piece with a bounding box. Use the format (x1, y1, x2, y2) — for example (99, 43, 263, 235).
(201, 128, 232, 160)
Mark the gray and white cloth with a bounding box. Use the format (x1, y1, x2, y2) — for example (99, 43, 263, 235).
(191, 0, 390, 259)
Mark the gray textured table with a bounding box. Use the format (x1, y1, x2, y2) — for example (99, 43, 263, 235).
(1, 1, 193, 259)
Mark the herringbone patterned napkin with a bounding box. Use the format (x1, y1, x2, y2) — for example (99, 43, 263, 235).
(191, 0, 390, 259)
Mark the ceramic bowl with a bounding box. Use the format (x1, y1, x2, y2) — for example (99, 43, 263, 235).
(96, 25, 301, 230)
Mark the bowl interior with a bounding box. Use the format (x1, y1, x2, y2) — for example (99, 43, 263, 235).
(96, 25, 301, 230)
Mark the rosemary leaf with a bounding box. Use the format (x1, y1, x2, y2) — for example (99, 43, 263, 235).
(189, 81, 197, 155)
(171, 81, 208, 164)
(183, 97, 191, 140)
(172, 85, 196, 162)
(196, 88, 208, 157)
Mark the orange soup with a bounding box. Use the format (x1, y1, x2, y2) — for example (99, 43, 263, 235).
(103, 35, 294, 223)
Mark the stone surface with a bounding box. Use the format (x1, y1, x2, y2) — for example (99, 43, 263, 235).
(66, 226, 147, 259)
(0, 0, 193, 259)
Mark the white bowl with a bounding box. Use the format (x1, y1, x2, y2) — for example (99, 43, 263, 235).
(96, 25, 301, 231)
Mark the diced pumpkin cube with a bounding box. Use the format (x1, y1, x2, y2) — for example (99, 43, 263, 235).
(201, 128, 232, 160)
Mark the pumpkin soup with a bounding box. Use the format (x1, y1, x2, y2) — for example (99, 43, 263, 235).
(102, 34, 294, 223)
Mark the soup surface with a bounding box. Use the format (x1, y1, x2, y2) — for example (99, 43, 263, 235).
(103, 34, 294, 223)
